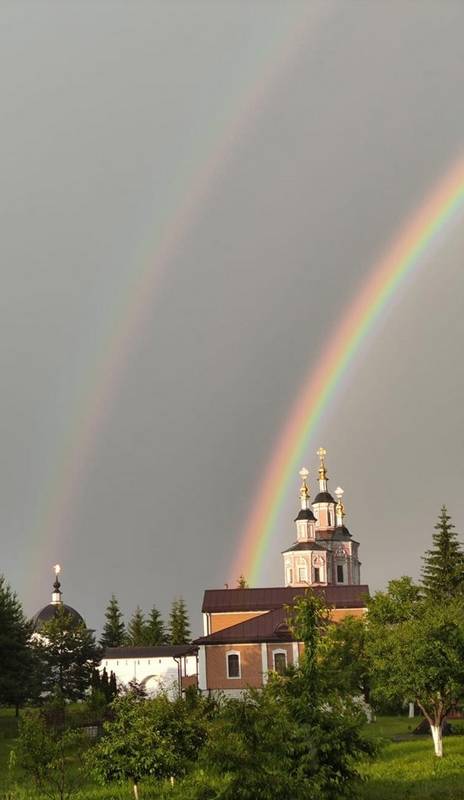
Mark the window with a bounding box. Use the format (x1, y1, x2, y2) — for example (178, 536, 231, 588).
(337, 564, 344, 583)
(298, 566, 307, 583)
(328, 509, 332, 526)
(287, 567, 293, 584)
(314, 567, 320, 583)
(227, 652, 240, 679)
(273, 651, 287, 675)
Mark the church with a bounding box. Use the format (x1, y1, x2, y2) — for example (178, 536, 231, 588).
(194, 449, 369, 696)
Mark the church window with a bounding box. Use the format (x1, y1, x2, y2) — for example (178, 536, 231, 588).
(328, 509, 332, 526)
(287, 567, 293, 584)
(337, 564, 344, 583)
(298, 566, 307, 583)
(314, 567, 320, 583)
(227, 652, 240, 678)
(273, 651, 287, 675)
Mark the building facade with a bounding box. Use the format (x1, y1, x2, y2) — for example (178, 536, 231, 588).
(195, 452, 369, 696)
(101, 645, 198, 697)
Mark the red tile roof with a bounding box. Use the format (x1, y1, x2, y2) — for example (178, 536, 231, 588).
(195, 607, 292, 645)
(201, 585, 369, 613)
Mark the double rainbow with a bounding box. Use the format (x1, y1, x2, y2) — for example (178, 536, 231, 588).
(232, 155, 464, 586)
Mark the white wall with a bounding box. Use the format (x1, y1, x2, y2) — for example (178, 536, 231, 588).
(101, 654, 197, 698)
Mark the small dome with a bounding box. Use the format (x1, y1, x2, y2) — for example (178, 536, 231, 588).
(294, 508, 316, 522)
(33, 603, 84, 631)
(333, 525, 352, 541)
(313, 491, 335, 504)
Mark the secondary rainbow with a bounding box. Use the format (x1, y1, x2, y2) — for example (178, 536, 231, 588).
(232, 154, 464, 586)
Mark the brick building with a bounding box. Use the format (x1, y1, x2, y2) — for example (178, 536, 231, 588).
(195, 451, 369, 696)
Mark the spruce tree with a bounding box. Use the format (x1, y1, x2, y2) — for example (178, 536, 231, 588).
(169, 598, 191, 645)
(126, 606, 146, 646)
(422, 506, 464, 600)
(0, 575, 40, 712)
(144, 606, 167, 645)
(100, 595, 126, 648)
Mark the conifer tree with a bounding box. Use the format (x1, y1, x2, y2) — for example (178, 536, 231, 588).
(0, 575, 40, 712)
(422, 506, 464, 600)
(126, 606, 146, 646)
(144, 606, 167, 645)
(168, 598, 191, 645)
(100, 595, 126, 648)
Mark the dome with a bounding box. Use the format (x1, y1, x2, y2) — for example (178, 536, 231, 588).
(33, 603, 84, 631)
(313, 491, 335, 504)
(332, 525, 352, 541)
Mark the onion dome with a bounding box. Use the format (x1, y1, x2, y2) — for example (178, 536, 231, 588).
(32, 565, 84, 631)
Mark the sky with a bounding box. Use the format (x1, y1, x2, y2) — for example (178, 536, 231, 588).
(2, 1, 464, 634)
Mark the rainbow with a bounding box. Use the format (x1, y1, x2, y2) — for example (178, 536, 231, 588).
(232, 154, 464, 586)
(28, 3, 331, 605)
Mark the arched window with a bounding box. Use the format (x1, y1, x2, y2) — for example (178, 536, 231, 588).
(273, 650, 287, 675)
(227, 651, 241, 679)
(337, 564, 344, 583)
(298, 565, 307, 583)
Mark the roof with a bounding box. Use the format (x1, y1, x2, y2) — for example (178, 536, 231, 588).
(195, 607, 293, 645)
(202, 585, 369, 613)
(282, 541, 327, 553)
(33, 603, 84, 630)
(294, 508, 316, 522)
(103, 645, 198, 659)
(313, 492, 336, 504)
(333, 525, 353, 540)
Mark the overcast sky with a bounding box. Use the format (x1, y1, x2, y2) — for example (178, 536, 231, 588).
(2, 1, 464, 634)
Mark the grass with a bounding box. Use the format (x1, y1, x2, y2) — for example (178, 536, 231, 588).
(359, 715, 464, 800)
(2, 709, 464, 799)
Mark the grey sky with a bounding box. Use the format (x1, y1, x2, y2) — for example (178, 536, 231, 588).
(2, 1, 464, 633)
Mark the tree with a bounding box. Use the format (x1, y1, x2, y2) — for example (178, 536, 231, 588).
(168, 598, 191, 645)
(318, 615, 371, 702)
(145, 606, 167, 645)
(367, 591, 464, 756)
(34, 606, 101, 702)
(87, 692, 209, 800)
(0, 575, 40, 713)
(237, 575, 248, 589)
(367, 576, 422, 626)
(15, 711, 84, 800)
(422, 506, 464, 600)
(126, 606, 146, 646)
(100, 595, 126, 648)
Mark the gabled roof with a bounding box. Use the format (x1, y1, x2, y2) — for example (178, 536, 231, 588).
(195, 607, 292, 645)
(103, 645, 198, 659)
(202, 585, 369, 613)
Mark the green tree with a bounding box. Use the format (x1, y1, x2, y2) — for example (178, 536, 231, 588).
(34, 606, 101, 702)
(168, 598, 191, 645)
(367, 592, 464, 756)
(87, 692, 209, 800)
(145, 606, 167, 645)
(100, 595, 126, 648)
(126, 606, 146, 646)
(422, 506, 464, 600)
(237, 575, 248, 588)
(367, 576, 422, 625)
(318, 615, 371, 702)
(15, 711, 84, 800)
(0, 575, 40, 713)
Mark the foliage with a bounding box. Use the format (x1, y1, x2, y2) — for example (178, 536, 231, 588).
(367, 577, 422, 626)
(367, 591, 464, 756)
(0, 576, 40, 712)
(87, 691, 211, 797)
(236, 575, 248, 588)
(91, 667, 118, 705)
(126, 606, 146, 647)
(168, 598, 191, 645)
(144, 606, 167, 645)
(14, 710, 85, 800)
(33, 606, 101, 702)
(318, 614, 371, 702)
(421, 506, 464, 601)
(100, 595, 126, 648)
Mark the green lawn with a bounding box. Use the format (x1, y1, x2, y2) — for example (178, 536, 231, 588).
(2, 710, 464, 799)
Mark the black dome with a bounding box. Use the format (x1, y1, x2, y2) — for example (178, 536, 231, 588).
(313, 492, 335, 504)
(294, 508, 316, 522)
(333, 525, 352, 541)
(33, 603, 84, 631)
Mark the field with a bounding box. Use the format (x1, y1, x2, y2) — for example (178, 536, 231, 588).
(1, 710, 464, 799)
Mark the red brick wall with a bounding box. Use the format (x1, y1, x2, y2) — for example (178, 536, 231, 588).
(205, 644, 264, 690)
(266, 642, 294, 672)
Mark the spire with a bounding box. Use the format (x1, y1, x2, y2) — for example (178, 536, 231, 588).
(51, 564, 62, 605)
(317, 447, 328, 492)
(334, 487, 345, 527)
(299, 467, 310, 509)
